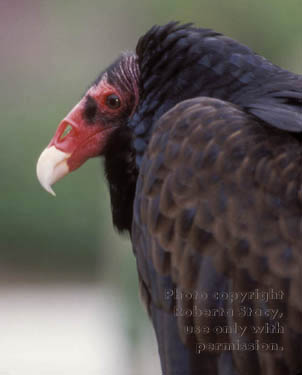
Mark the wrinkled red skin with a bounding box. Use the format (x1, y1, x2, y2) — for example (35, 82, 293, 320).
(47, 79, 122, 172)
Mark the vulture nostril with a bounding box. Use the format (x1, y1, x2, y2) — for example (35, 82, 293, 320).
(59, 124, 73, 141)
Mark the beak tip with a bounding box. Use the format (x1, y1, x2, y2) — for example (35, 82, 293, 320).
(36, 175, 57, 196)
(45, 185, 57, 197)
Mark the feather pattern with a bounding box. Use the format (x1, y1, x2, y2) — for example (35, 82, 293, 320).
(132, 97, 302, 375)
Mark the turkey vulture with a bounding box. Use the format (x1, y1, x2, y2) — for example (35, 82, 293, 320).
(36, 23, 302, 375)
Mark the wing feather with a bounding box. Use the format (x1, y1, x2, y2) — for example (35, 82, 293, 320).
(132, 97, 302, 375)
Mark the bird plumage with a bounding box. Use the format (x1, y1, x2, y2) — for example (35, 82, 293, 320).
(131, 23, 302, 166)
(36, 22, 302, 375)
(131, 23, 302, 374)
(133, 97, 302, 374)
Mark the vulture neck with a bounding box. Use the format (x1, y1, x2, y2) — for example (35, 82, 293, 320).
(102, 53, 140, 233)
(104, 125, 138, 233)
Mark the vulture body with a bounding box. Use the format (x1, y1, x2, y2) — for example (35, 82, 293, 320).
(37, 23, 302, 375)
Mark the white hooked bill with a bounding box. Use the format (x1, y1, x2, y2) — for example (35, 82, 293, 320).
(36, 146, 71, 196)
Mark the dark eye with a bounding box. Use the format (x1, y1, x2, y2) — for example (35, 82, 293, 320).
(106, 94, 121, 109)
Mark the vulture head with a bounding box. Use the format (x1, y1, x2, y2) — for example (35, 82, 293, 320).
(37, 51, 141, 230)
(37, 23, 212, 228)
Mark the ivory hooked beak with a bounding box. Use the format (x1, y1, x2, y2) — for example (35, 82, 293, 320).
(36, 146, 71, 196)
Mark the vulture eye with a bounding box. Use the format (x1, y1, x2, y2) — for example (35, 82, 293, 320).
(106, 94, 121, 109)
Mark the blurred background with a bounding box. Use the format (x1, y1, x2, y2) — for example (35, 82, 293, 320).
(0, 0, 301, 374)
